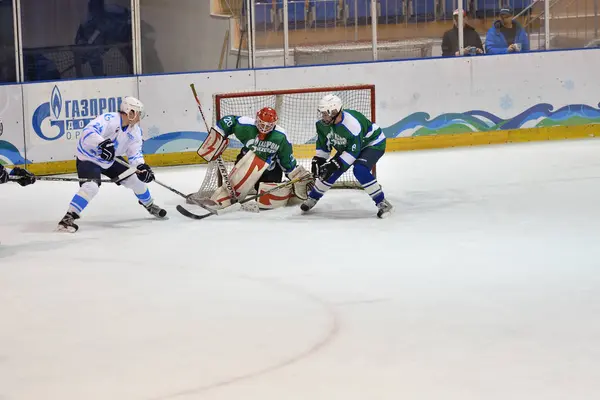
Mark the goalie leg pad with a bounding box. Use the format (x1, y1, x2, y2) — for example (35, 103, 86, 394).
(210, 150, 269, 207)
(197, 128, 230, 162)
(257, 182, 293, 209)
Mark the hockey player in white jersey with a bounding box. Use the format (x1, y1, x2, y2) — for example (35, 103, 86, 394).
(57, 96, 166, 232)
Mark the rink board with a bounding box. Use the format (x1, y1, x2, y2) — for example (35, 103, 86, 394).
(2, 49, 600, 174)
(18, 124, 600, 175)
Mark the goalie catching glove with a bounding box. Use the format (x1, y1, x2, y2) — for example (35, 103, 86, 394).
(288, 165, 313, 200)
(197, 127, 230, 162)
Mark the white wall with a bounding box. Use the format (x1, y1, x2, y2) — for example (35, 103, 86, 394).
(140, 0, 234, 74)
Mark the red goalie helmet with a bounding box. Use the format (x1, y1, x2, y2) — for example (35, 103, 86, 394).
(256, 107, 278, 140)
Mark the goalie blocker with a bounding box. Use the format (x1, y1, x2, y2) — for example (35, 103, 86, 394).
(197, 128, 230, 162)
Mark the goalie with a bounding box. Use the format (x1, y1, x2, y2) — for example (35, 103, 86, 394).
(197, 107, 312, 209)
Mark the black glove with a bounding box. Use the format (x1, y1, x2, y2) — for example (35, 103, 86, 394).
(98, 139, 115, 162)
(136, 163, 155, 183)
(235, 148, 248, 164)
(311, 156, 327, 178)
(319, 157, 342, 181)
(10, 167, 36, 186)
(0, 165, 8, 184)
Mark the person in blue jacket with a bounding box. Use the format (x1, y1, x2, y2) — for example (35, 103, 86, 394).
(485, 8, 530, 54)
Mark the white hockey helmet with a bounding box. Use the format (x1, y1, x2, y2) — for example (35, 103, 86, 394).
(318, 94, 343, 125)
(120, 96, 145, 120)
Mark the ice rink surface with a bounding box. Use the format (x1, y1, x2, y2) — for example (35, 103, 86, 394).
(1, 139, 600, 400)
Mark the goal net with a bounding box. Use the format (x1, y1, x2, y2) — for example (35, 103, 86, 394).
(189, 84, 376, 201)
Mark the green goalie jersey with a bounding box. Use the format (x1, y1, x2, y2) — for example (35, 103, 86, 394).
(215, 115, 297, 173)
(315, 109, 386, 170)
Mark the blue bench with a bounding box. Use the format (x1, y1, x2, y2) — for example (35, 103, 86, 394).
(315, 0, 338, 21)
(379, 0, 404, 22)
(412, 0, 436, 21)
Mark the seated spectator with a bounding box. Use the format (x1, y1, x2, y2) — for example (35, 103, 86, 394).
(74, 0, 132, 77)
(442, 9, 484, 57)
(485, 8, 530, 54)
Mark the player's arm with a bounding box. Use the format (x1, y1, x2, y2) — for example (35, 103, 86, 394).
(79, 117, 114, 162)
(319, 126, 361, 182)
(276, 135, 297, 175)
(312, 122, 331, 177)
(277, 134, 312, 200)
(335, 127, 362, 172)
(214, 115, 241, 138)
(126, 127, 154, 183)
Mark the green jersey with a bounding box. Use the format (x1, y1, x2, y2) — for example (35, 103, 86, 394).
(315, 109, 386, 170)
(216, 115, 297, 173)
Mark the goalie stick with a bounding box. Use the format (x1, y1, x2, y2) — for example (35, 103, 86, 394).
(189, 83, 240, 206)
(176, 174, 312, 220)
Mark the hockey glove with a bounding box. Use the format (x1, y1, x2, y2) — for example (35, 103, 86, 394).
(311, 156, 327, 178)
(10, 167, 36, 186)
(136, 163, 155, 183)
(98, 139, 116, 162)
(0, 165, 8, 184)
(319, 157, 342, 181)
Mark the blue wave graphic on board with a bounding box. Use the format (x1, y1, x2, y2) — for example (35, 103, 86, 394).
(0, 141, 29, 165)
(383, 102, 600, 137)
(142, 131, 243, 154)
(137, 102, 600, 154)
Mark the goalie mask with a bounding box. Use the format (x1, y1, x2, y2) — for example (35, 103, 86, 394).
(256, 107, 278, 140)
(318, 94, 343, 125)
(120, 96, 145, 123)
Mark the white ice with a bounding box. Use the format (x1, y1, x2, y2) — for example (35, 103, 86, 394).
(1, 139, 600, 400)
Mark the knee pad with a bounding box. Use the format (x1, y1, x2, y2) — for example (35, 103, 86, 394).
(80, 181, 100, 198)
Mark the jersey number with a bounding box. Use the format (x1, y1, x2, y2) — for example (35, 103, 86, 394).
(223, 117, 234, 127)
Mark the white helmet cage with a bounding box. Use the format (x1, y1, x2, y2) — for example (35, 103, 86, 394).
(317, 94, 343, 125)
(120, 96, 145, 121)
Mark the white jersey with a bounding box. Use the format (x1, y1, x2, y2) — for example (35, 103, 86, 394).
(76, 112, 145, 168)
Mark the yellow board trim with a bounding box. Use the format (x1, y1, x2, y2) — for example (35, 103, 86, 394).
(10, 124, 600, 175)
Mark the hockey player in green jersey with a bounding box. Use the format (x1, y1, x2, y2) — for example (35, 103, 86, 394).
(300, 94, 393, 218)
(197, 107, 312, 209)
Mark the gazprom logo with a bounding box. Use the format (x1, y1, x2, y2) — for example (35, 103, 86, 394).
(51, 86, 62, 120)
(32, 85, 122, 141)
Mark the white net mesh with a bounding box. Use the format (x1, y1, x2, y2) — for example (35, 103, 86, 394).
(189, 84, 375, 202)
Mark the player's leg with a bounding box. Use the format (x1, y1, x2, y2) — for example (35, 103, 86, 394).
(352, 147, 393, 218)
(57, 159, 102, 232)
(300, 168, 344, 212)
(103, 157, 166, 218)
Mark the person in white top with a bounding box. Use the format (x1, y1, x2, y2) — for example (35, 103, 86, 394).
(57, 96, 166, 232)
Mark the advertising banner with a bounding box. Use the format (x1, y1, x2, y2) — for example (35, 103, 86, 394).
(22, 77, 138, 164)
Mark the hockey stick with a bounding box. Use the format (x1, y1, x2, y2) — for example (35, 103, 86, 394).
(176, 174, 312, 220)
(9, 175, 114, 183)
(189, 83, 241, 207)
(112, 157, 194, 199)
